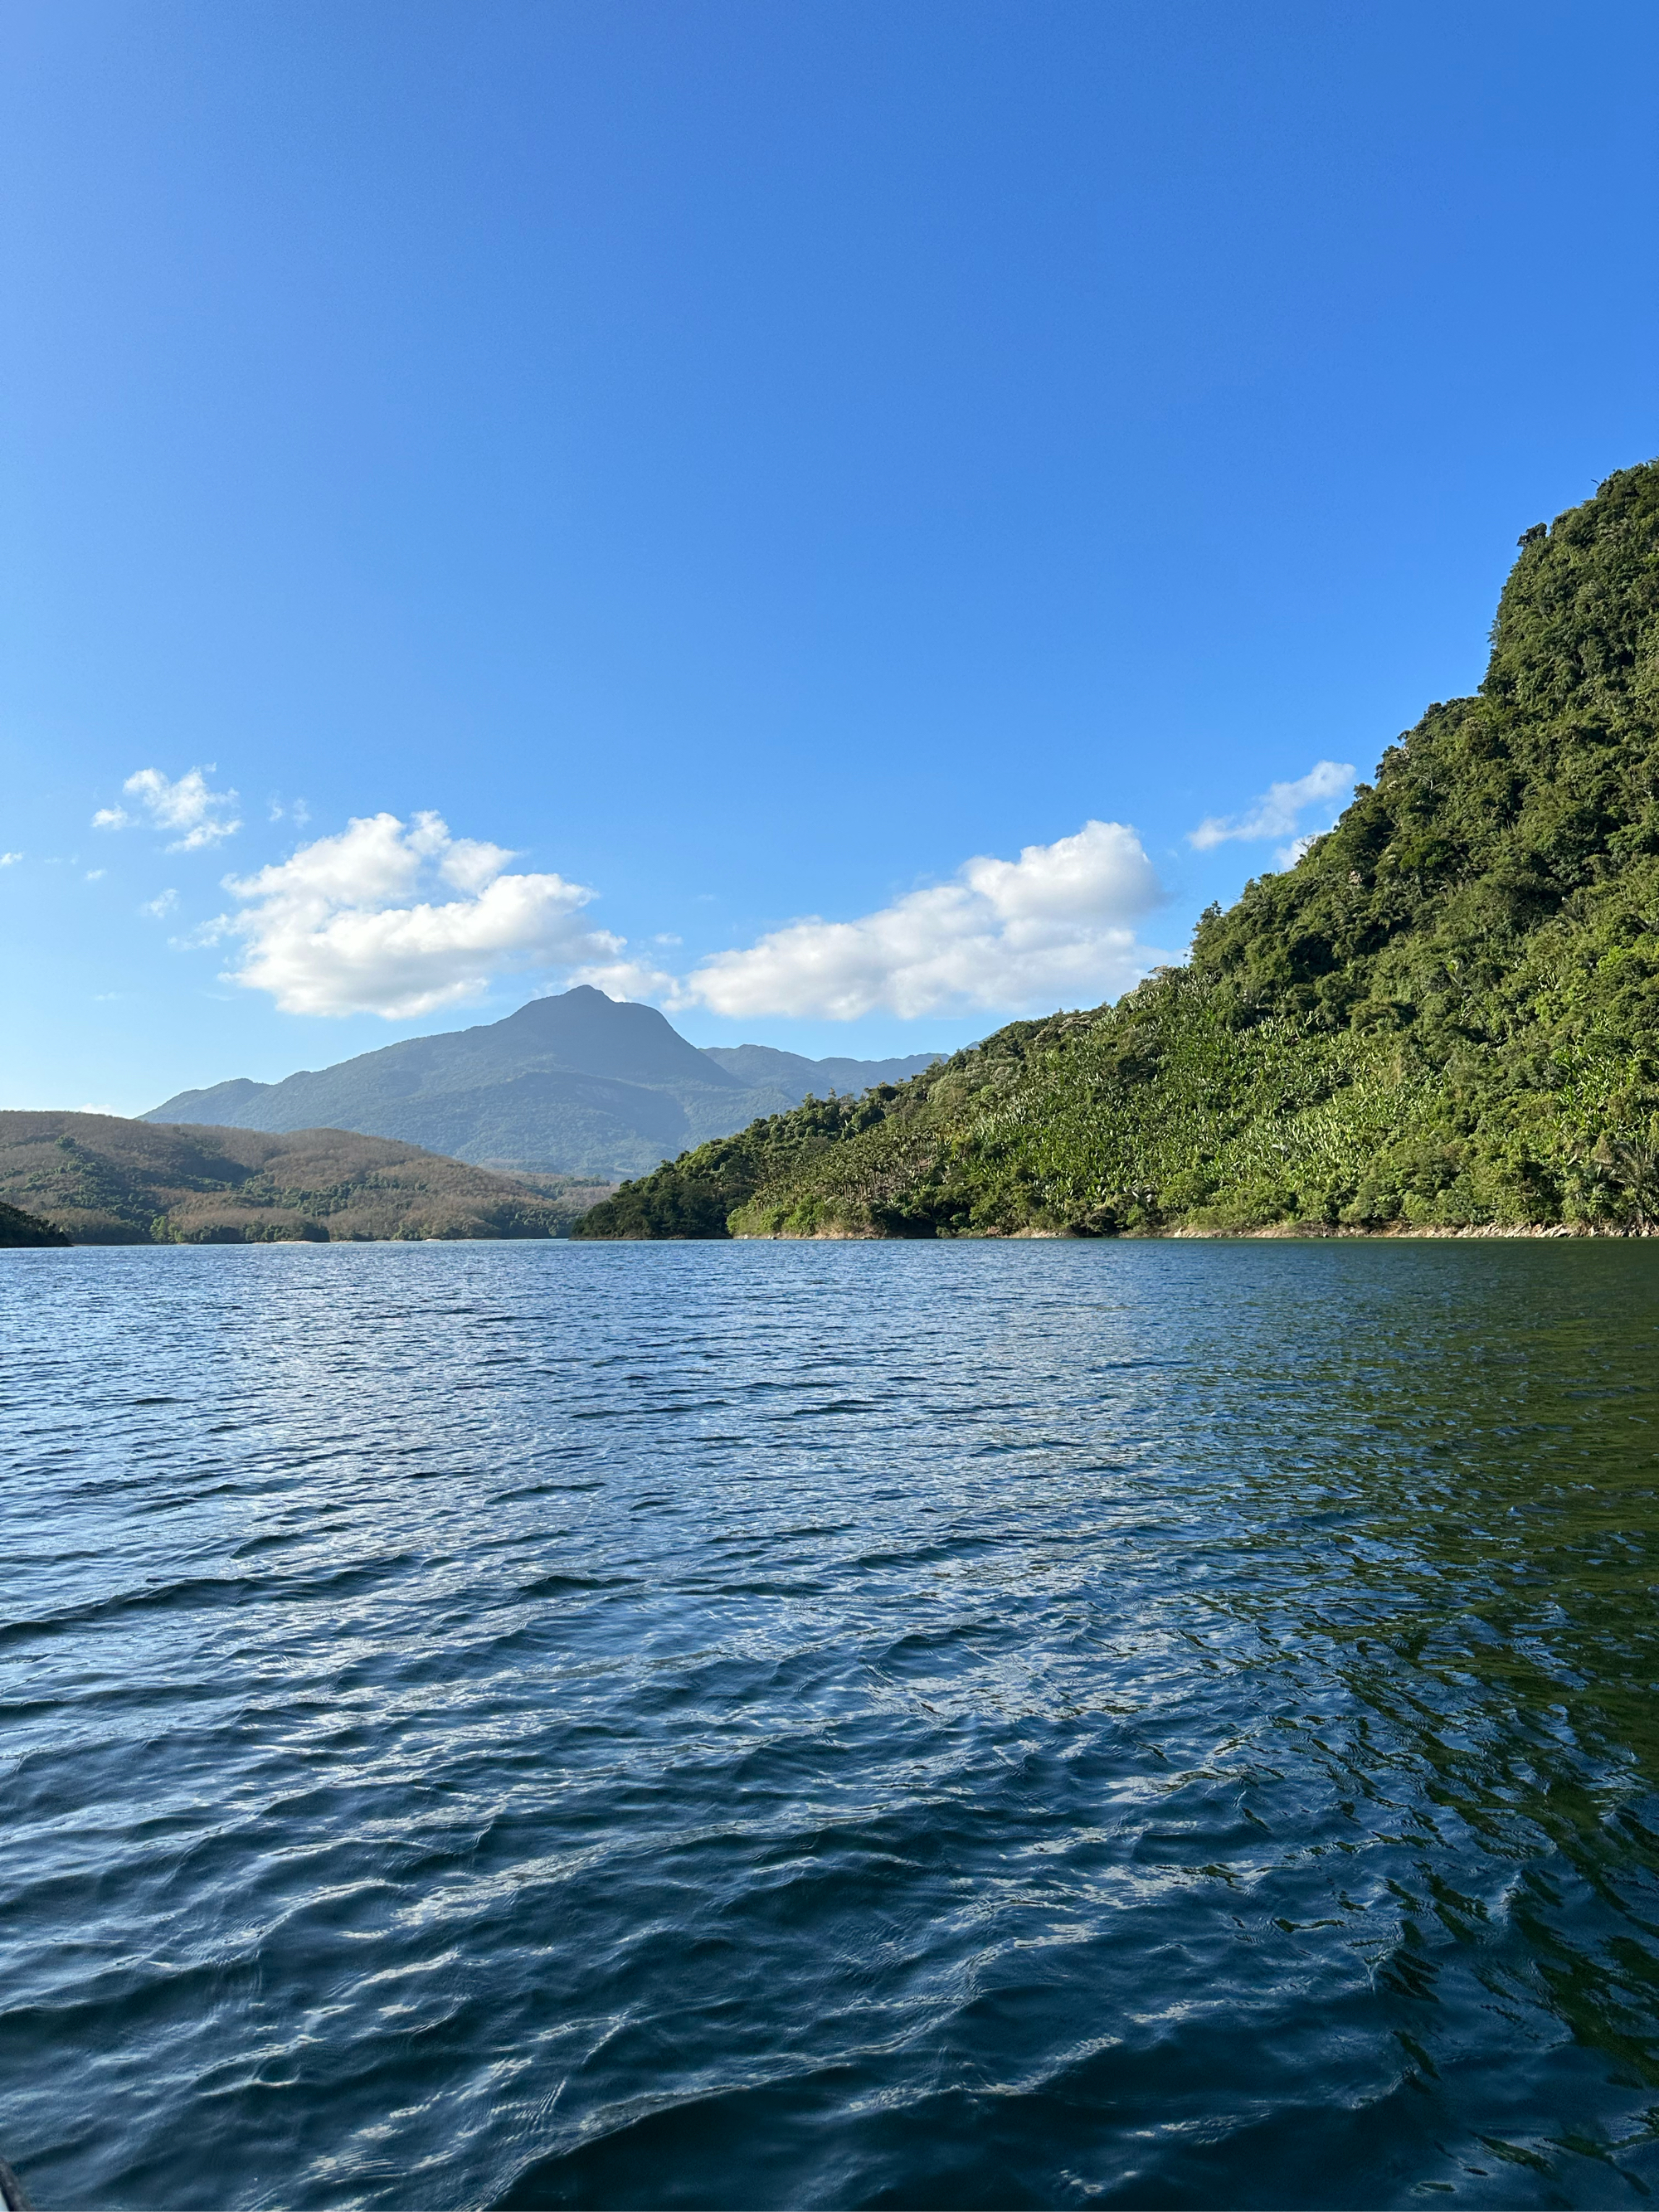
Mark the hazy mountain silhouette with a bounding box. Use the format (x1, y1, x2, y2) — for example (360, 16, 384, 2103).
(144, 987, 942, 1179)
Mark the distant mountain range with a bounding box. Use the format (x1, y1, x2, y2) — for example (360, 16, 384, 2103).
(144, 988, 944, 1179)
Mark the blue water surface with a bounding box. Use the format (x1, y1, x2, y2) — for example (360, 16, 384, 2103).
(4, 1238, 1659, 2210)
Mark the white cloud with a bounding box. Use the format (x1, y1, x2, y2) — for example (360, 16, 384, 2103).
(0, 851, 21, 867)
(142, 888, 178, 919)
(571, 956, 686, 1004)
(190, 804, 1167, 1028)
(638, 820, 1166, 1022)
(95, 766, 241, 849)
(85, 868, 105, 882)
(215, 810, 622, 1018)
(1189, 760, 1355, 866)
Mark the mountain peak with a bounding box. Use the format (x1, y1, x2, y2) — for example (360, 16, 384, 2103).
(499, 988, 741, 1086)
(141, 984, 948, 1181)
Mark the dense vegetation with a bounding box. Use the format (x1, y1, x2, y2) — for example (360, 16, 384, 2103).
(578, 460, 1659, 1240)
(0, 1114, 598, 1243)
(0, 1198, 71, 1247)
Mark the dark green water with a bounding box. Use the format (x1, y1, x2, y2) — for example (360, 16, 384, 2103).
(3, 1238, 1659, 2208)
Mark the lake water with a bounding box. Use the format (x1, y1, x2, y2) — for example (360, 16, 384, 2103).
(4, 1240, 1659, 2210)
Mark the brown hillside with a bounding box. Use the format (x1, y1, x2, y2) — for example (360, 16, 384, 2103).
(0, 1113, 603, 1243)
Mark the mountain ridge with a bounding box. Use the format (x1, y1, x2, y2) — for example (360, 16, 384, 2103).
(144, 987, 943, 1179)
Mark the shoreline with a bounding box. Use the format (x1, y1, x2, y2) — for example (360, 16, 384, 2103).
(737, 1218, 1657, 1242)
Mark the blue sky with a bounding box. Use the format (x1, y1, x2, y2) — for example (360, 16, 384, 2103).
(4, 0, 1657, 1111)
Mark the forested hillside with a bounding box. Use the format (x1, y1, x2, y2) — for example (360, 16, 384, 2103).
(577, 459, 1659, 1239)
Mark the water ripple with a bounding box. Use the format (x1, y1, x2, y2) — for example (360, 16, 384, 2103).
(3, 1240, 1659, 2206)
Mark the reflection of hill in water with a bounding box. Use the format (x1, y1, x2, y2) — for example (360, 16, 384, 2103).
(1172, 1240, 1659, 2164)
(143, 985, 943, 1179)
